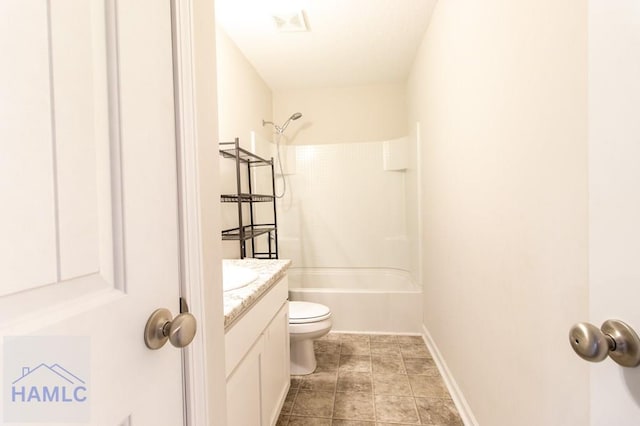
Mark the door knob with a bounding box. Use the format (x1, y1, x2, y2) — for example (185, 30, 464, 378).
(144, 308, 197, 350)
(569, 319, 640, 367)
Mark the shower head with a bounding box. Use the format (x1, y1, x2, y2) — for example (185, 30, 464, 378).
(262, 112, 303, 134)
(280, 112, 302, 132)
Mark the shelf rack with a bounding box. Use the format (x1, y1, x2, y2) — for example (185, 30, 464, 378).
(219, 138, 278, 259)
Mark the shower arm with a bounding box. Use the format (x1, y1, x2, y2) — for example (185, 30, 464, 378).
(262, 119, 283, 134)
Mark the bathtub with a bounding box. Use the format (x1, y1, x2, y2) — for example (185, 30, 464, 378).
(287, 267, 422, 334)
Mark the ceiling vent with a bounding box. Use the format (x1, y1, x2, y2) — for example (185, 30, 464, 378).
(272, 11, 309, 32)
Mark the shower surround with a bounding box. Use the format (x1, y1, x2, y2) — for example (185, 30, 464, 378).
(275, 139, 421, 333)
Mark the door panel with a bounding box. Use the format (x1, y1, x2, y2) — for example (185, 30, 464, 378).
(261, 303, 290, 426)
(52, 0, 101, 280)
(227, 338, 263, 426)
(0, 0, 184, 424)
(0, 0, 58, 296)
(589, 1, 640, 424)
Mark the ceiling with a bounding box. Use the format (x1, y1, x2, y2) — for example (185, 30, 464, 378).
(215, 0, 437, 91)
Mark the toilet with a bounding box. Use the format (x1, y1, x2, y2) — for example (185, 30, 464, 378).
(288, 301, 332, 375)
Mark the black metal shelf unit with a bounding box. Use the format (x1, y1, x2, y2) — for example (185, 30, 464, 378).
(219, 138, 278, 259)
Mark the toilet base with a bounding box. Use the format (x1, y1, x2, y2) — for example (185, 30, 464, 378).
(290, 338, 317, 375)
(288, 308, 332, 376)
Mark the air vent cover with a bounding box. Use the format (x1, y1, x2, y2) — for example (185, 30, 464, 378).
(272, 11, 309, 32)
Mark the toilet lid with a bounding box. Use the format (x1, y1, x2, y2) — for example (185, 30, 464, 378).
(289, 301, 331, 324)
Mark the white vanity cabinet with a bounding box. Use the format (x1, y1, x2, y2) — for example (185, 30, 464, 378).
(225, 276, 290, 426)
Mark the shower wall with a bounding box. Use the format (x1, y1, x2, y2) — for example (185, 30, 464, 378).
(277, 139, 411, 271)
(273, 86, 417, 277)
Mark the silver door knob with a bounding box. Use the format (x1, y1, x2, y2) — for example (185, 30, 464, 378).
(569, 319, 640, 367)
(144, 308, 197, 350)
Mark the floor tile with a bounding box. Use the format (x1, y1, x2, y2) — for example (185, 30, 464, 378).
(396, 335, 425, 344)
(373, 373, 413, 396)
(415, 397, 464, 425)
(400, 343, 432, 358)
(291, 390, 334, 418)
(280, 387, 297, 415)
(333, 392, 375, 421)
(341, 340, 371, 355)
(372, 355, 406, 374)
(315, 352, 340, 373)
(331, 420, 375, 425)
(300, 371, 337, 392)
(369, 334, 398, 344)
(370, 342, 402, 357)
(403, 357, 439, 376)
(337, 371, 373, 393)
(287, 416, 332, 425)
(339, 354, 372, 373)
(374, 394, 420, 424)
(276, 414, 289, 425)
(408, 375, 448, 398)
(290, 376, 303, 390)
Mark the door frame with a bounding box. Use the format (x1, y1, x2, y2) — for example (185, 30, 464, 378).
(171, 0, 226, 424)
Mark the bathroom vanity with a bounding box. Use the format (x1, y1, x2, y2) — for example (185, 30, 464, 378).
(223, 259, 291, 426)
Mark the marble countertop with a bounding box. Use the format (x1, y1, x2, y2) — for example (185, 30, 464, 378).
(223, 258, 291, 329)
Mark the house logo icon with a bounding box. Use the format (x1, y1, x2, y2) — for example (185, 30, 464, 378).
(11, 363, 88, 403)
(3, 336, 90, 422)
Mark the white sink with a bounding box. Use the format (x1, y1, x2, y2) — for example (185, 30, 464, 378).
(223, 263, 259, 292)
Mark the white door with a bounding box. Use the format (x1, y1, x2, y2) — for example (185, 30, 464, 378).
(589, 1, 640, 424)
(0, 1, 186, 424)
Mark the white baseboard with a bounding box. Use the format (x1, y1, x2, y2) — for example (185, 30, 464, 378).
(421, 324, 479, 426)
(331, 330, 423, 336)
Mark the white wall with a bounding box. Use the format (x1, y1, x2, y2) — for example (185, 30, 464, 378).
(589, 2, 640, 424)
(215, 28, 274, 259)
(216, 28, 272, 146)
(273, 84, 407, 145)
(408, 1, 589, 424)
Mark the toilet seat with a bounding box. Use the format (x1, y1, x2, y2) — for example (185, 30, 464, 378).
(289, 301, 331, 324)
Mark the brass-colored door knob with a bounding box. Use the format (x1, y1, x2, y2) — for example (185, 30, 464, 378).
(144, 308, 197, 350)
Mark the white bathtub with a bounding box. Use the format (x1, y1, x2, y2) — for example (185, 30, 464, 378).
(287, 267, 422, 333)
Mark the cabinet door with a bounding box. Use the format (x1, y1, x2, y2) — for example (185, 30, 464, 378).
(262, 302, 291, 426)
(227, 336, 264, 426)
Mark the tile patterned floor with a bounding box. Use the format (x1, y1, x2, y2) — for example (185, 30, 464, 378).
(277, 333, 464, 426)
